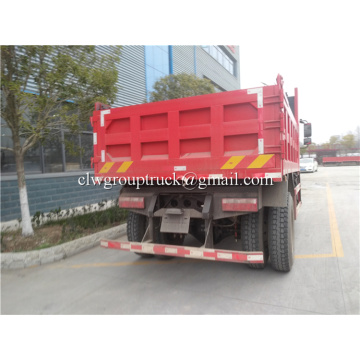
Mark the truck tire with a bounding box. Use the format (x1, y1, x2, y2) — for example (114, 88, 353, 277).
(268, 192, 294, 272)
(127, 212, 154, 258)
(241, 209, 268, 269)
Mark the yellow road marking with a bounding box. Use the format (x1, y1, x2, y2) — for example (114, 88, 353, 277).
(247, 154, 274, 169)
(326, 183, 344, 257)
(295, 182, 344, 259)
(117, 161, 133, 173)
(221, 156, 245, 170)
(99, 162, 114, 173)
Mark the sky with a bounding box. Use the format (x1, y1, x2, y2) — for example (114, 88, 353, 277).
(237, 2, 360, 145)
(2, 0, 359, 146)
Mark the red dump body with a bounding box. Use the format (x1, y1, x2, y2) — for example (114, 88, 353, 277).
(92, 75, 299, 181)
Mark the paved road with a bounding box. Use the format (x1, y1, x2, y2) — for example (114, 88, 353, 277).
(1, 166, 359, 314)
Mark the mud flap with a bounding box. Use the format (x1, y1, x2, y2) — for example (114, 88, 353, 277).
(160, 208, 191, 234)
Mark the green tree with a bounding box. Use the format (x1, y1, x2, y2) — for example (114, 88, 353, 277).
(329, 135, 340, 146)
(354, 126, 360, 149)
(1, 45, 121, 236)
(300, 146, 307, 156)
(341, 133, 355, 152)
(149, 73, 215, 102)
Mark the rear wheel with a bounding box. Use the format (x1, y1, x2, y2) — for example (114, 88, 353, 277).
(268, 192, 294, 272)
(190, 218, 231, 245)
(241, 209, 269, 269)
(127, 212, 154, 258)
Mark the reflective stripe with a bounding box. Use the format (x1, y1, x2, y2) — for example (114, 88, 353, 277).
(247, 254, 263, 261)
(258, 139, 264, 154)
(217, 252, 232, 260)
(247, 87, 263, 108)
(221, 154, 274, 170)
(100, 241, 264, 264)
(248, 154, 274, 169)
(265, 172, 282, 179)
(117, 161, 133, 173)
(142, 244, 155, 254)
(189, 249, 203, 257)
(100, 109, 110, 127)
(221, 156, 245, 170)
(99, 162, 114, 174)
(165, 247, 178, 254)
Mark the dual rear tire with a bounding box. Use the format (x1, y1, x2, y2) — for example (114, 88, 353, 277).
(241, 192, 294, 272)
(268, 192, 295, 272)
(128, 191, 295, 271)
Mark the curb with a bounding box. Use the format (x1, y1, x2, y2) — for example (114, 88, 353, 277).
(1, 223, 127, 270)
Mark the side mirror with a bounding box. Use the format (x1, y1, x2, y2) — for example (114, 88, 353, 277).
(304, 137, 311, 145)
(304, 123, 312, 137)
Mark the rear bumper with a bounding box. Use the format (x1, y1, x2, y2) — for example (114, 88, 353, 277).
(100, 240, 264, 264)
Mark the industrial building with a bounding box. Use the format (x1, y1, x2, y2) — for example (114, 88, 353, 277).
(1, 45, 240, 222)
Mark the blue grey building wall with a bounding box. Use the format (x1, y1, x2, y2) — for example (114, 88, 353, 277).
(172, 46, 240, 91)
(1, 173, 120, 222)
(112, 45, 146, 107)
(195, 46, 240, 90)
(172, 46, 196, 76)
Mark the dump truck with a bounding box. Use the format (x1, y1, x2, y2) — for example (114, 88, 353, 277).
(92, 74, 304, 272)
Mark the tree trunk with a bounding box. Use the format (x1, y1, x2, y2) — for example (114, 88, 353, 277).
(13, 134, 34, 237)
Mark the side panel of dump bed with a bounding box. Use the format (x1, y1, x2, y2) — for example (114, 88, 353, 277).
(92, 76, 299, 180)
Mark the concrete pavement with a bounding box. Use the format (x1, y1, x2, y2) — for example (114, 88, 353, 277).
(1, 166, 359, 314)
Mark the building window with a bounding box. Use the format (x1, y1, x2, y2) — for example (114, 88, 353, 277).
(64, 133, 81, 171)
(43, 135, 64, 173)
(1, 122, 42, 174)
(80, 133, 93, 170)
(1, 119, 94, 175)
(202, 46, 236, 76)
(145, 46, 170, 101)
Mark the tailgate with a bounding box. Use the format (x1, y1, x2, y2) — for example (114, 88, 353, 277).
(91, 78, 290, 181)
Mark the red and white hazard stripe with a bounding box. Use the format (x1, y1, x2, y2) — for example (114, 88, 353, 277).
(100, 240, 264, 264)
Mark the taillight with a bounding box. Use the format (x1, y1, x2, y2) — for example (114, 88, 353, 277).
(119, 197, 145, 209)
(222, 198, 257, 212)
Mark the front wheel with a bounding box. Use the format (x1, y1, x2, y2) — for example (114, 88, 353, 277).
(268, 192, 295, 272)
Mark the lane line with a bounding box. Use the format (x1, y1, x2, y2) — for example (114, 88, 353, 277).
(326, 183, 344, 257)
(295, 182, 344, 259)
